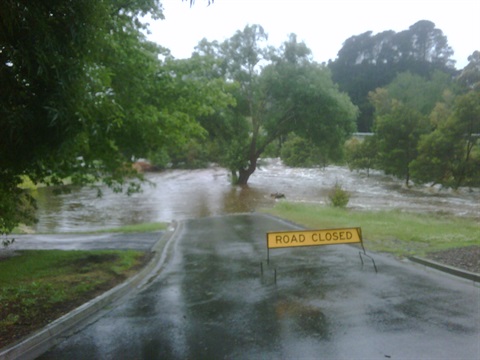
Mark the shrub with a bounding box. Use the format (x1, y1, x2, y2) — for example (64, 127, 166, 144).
(327, 183, 350, 208)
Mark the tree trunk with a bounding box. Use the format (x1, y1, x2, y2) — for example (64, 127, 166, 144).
(236, 162, 256, 185)
(235, 117, 262, 185)
(236, 152, 258, 185)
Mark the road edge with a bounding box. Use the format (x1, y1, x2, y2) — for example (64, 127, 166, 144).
(409, 256, 480, 283)
(0, 222, 180, 360)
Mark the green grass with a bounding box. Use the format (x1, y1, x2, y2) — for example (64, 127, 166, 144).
(262, 202, 480, 257)
(13, 222, 168, 235)
(89, 222, 168, 234)
(0, 249, 148, 347)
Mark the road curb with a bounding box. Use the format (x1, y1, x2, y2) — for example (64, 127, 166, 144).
(409, 256, 480, 283)
(0, 224, 180, 360)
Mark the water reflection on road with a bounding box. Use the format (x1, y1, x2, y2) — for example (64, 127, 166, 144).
(33, 159, 479, 233)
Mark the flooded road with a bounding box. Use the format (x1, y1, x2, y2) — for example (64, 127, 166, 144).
(38, 214, 480, 359)
(33, 159, 479, 233)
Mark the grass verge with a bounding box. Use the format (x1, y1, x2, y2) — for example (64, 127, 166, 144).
(13, 222, 168, 235)
(0, 249, 150, 349)
(261, 202, 480, 257)
(87, 222, 168, 234)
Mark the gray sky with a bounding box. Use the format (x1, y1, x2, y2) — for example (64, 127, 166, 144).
(146, 0, 479, 69)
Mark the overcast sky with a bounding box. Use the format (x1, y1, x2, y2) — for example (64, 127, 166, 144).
(146, 0, 479, 69)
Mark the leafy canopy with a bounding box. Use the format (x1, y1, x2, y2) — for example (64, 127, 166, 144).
(356, 53, 479, 189)
(0, 0, 232, 235)
(330, 20, 456, 131)
(194, 27, 358, 184)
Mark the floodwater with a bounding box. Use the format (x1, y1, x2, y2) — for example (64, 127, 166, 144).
(32, 158, 479, 233)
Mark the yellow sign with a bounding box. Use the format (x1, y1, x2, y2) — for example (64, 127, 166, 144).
(267, 227, 362, 249)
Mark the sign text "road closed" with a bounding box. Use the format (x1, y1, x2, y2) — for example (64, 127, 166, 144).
(267, 227, 361, 249)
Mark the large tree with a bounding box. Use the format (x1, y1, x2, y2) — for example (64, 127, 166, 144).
(410, 90, 480, 188)
(373, 101, 428, 185)
(195, 27, 358, 184)
(1, 1, 118, 234)
(366, 53, 480, 189)
(368, 71, 451, 185)
(330, 20, 456, 131)
(370, 71, 452, 185)
(0, 0, 229, 235)
(457, 51, 480, 90)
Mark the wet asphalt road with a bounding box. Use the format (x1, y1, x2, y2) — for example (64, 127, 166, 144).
(38, 214, 479, 359)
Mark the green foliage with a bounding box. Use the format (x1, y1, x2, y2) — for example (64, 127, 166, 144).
(368, 72, 454, 185)
(262, 140, 282, 158)
(280, 135, 319, 167)
(386, 71, 453, 115)
(366, 59, 479, 189)
(79, 222, 168, 234)
(262, 51, 358, 148)
(457, 51, 480, 90)
(196, 28, 358, 185)
(373, 102, 429, 185)
(327, 183, 350, 208)
(410, 130, 455, 185)
(170, 139, 210, 169)
(410, 90, 480, 188)
(0, 1, 153, 233)
(223, 137, 251, 180)
(0, 177, 37, 237)
(148, 149, 171, 170)
(279, 133, 345, 168)
(345, 136, 378, 175)
(0, 1, 234, 234)
(330, 20, 456, 131)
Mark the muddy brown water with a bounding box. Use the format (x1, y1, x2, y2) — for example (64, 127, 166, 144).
(32, 159, 479, 233)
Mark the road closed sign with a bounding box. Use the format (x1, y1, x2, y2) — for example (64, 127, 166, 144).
(267, 227, 362, 249)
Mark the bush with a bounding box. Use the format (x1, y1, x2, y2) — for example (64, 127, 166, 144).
(327, 183, 350, 208)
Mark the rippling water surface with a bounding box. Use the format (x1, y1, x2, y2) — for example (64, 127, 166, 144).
(33, 159, 479, 233)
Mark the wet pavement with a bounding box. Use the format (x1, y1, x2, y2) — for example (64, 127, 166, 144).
(37, 214, 480, 360)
